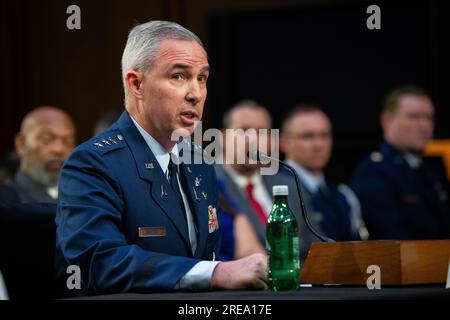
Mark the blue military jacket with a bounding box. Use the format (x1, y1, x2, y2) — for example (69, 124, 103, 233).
(55, 111, 220, 296)
(301, 181, 358, 242)
(351, 141, 450, 240)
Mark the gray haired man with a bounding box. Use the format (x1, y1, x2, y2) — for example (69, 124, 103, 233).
(55, 20, 267, 296)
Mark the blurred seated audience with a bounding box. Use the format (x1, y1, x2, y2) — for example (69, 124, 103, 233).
(280, 105, 367, 241)
(0, 184, 19, 206)
(351, 86, 450, 240)
(0, 106, 76, 204)
(0, 151, 20, 183)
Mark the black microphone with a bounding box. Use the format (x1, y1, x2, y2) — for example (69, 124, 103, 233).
(247, 149, 335, 243)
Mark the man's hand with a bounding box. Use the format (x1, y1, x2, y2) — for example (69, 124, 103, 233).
(211, 253, 268, 290)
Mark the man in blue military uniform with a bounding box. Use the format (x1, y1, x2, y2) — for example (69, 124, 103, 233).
(351, 86, 450, 240)
(55, 21, 267, 296)
(280, 106, 366, 247)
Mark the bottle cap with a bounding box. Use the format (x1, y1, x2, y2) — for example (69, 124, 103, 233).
(273, 185, 288, 196)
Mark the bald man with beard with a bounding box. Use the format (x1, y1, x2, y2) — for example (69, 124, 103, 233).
(1, 106, 76, 204)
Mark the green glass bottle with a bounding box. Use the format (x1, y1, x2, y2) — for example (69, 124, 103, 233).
(266, 185, 300, 291)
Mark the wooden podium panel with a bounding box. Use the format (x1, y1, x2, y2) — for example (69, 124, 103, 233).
(301, 240, 450, 285)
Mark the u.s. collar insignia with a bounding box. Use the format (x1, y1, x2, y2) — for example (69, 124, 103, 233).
(208, 205, 219, 233)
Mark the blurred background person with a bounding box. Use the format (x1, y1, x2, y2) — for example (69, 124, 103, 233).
(0, 151, 20, 184)
(217, 180, 265, 261)
(215, 101, 279, 249)
(215, 100, 320, 259)
(0, 106, 76, 204)
(0, 184, 19, 206)
(280, 105, 367, 242)
(351, 86, 450, 240)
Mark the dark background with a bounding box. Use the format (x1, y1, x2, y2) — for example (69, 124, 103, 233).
(1, 0, 449, 183)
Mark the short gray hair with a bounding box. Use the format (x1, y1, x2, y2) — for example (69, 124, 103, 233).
(121, 20, 204, 99)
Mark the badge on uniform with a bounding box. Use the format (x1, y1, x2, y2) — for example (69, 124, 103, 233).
(208, 205, 219, 233)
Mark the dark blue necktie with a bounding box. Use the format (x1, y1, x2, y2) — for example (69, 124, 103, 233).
(168, 159, 189, 223)
(168, 160, 179, 192)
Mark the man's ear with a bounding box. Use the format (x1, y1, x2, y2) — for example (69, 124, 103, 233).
(125, 71, 144, 100)
(14, 133, 25, 157)
(279, 133, 289, 155)
(380, 111, 392, 133)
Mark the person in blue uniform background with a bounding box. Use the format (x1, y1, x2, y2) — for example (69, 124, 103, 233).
(55, 20, 268, 296)
(351, 86, 450, 240)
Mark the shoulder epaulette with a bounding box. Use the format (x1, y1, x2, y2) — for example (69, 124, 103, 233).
(90, 132, 126, 154)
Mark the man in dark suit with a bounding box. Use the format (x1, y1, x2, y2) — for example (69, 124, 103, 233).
(56, 20, 267, 296)
(215, 101, 276, 248)
(215, 101, 317, 259)
(1, 106, 76, 204)
(0, 184, 19, 206)
(280, 106, 366, 244)
(351, 86, 450, 239)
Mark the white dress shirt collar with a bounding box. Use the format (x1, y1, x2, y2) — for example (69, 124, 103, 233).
(223, 165, 273, 215)
(130, 115, 178, 174)
(285, 159, 325, 193)
(403, 152, 423, 169)
(46, 186, 58, 200)
(223, 165, 264, 190)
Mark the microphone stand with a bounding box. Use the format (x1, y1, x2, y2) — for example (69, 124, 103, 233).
(279, 160, 335, 243)
(249, 150, 334, 242)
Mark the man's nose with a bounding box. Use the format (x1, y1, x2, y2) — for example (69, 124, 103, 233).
(419, 118, 434, 131)
(312, 136, 324, 147)
(50, 139, 68, 156)
(186, 80, 203, 106)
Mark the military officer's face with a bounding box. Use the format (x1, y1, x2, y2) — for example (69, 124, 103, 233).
(383, 94, 434, 153)
(138, 39, 209, 149)
(281, 111, 332, 174)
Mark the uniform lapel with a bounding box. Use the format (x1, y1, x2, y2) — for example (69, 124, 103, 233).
(116, 112, 191, 251)
(179, 162, 208, 258)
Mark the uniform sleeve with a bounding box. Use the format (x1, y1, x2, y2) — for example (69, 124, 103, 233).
(351, 164, 409, 240)
(56, 147, 200, 295)
(177, 261, 221, 290)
